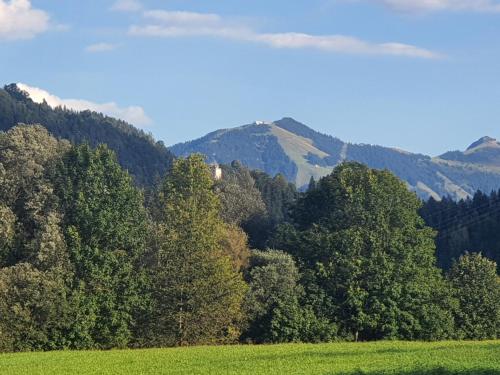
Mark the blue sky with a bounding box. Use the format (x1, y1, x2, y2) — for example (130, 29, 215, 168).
(1, 0, 500, 155)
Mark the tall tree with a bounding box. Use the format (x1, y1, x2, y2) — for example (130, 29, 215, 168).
(275, 162, 454, 341)
(0, 126, 74, 351)
(149, 154, 247, 346)
(53, 143, 149, 348)
(0, 125, 69, 264)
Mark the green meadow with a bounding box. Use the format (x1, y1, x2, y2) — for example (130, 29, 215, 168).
(1, 341, 499, 375)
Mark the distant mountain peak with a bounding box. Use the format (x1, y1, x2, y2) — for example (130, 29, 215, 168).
(466, 136, 499, 151)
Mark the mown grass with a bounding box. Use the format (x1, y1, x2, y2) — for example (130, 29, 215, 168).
(1, 341, 499, 375)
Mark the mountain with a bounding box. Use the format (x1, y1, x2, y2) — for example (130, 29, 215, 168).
(171, 117, 500, 200)
(439, 136, 500, 167)
(0, 84, 173, 186)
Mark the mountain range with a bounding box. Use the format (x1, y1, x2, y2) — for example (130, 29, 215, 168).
(3, 82, 500, 200)
(171, 118, 500, 200)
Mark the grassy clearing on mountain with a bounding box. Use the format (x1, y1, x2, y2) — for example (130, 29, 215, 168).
(1, 341, 499, 375)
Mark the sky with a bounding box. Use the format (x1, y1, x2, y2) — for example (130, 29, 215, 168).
(1, 0, 500, 155)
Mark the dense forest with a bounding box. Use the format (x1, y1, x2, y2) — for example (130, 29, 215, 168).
(1, 124, 499, 352)
(421, 191, 500, 270)
(0, 84, 174, 186)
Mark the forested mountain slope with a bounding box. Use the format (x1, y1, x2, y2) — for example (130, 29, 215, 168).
(171, 117, 500, 199)
(0, 84, 173, 186)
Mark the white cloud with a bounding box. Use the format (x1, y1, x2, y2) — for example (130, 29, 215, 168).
(255, 33, 440, 58)
(0, 0, 50, 40)
(85, 42, 119, 53)
(128, 9, 441, 59)
(371, 0, 500, 13)
(143, 10, 222, 25)
(111, 0, 143, 12)
(16, 83, 152, 127)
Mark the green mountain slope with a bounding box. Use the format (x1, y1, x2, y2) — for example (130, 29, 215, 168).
(170, 118, 500, 199)
(0, 84, 173, 186)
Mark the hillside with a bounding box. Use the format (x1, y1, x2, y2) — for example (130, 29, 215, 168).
(0, 84, 174, 186)
(439, 136, 500, 167)
(171, 117, 500, 199)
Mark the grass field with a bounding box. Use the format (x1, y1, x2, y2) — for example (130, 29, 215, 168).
(1, 341, 499, 375)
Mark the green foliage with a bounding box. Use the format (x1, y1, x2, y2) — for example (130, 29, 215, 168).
(276, 162, 454, 341)
(147, 154, 247, 346)
(216, 161, 266, 226)
(2, 124, 500, 353)
(243, 249, 336, 343)
(220, 224, 251, 272)
(0, 85, 173, 186)
(0, 126, 76, 351)
(0, 263, 73, 352)
(246, 171, 298, 249)
(0, 205, 15, 264)
(448, 253, 500, 339)
(421, 191, 500, 270)
(53, 143, 150, 349)
(0, 125, 69, 264)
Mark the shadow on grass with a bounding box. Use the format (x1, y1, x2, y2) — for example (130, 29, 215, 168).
(342, 368, 500, 375)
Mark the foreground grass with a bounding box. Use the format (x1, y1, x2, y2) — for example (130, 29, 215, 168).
(1, 341, 499, 375)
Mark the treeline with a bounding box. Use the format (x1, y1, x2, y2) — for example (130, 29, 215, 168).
(421, 191, 500, 270)
(0, 84, 174, 186)
(0, 125, 499, 352)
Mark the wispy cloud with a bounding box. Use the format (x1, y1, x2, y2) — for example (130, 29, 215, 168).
(255, 33, 439, 58)
(128, 9, 442, 59)
(370, 0, 500, 13)
(111, 0, 143, 12)
(85, 42, 119, 53)
(0, 0, 50, 40)
(16, 83, 152, 127)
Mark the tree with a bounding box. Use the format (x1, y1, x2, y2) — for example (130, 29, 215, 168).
(216, 161, 266, 226)
(421, 190, 500, 271)
(53, 143, 149, 349)
(149, 154, 247, 346)
(0, 126, 76, 352)
(275, 162, 454, 341)
(246, 171, 298, 248)
(0, 85, 174, 186)
(0, 205, 15, 265)
(0, 263, 73, 352)
(0, 125, 69, 265)
(220, 224, 251, 272)
(448, 253, 500, 339)
(243, 249, 336, 343)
